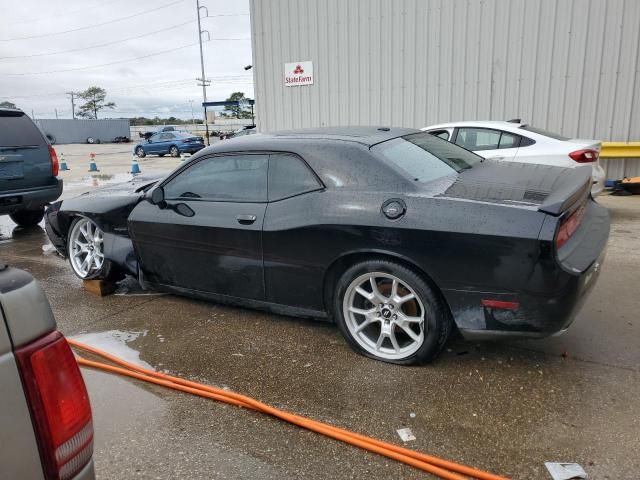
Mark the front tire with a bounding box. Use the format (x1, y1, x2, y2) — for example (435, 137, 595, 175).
(334, 260, 452, 365)
(10, 207, 45, 227)
(135, 146, 146, 158)
(67, 217, 120, 281)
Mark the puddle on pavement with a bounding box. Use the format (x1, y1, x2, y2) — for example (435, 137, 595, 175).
(63, 173, 134, 195)
(71, 330, 154, 370)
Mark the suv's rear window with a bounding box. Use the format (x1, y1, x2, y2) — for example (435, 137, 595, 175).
(519, 125, 569, 141)
(372, 132, 482, 183)
(0, 111, 45, 147)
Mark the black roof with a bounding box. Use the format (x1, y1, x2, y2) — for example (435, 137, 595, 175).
(0, 107, 25, 115)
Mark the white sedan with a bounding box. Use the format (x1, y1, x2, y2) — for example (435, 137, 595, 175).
(421, 120, 605, 197)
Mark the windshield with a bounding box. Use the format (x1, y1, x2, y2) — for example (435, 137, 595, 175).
(372, 132, 482, 183)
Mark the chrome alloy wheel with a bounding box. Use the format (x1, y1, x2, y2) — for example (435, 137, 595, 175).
(343, 272, 425, 360)
(69, 218, 105, 278)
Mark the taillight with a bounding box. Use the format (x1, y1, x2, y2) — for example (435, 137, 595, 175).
(556, 204, 586, 249)
(568, 149, 599, 163)
(182, 139, 192, 143)
(48, 145, 60, 176)
(15, 332, 93, 480)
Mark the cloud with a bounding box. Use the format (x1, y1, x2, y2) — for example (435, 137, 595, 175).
(0, 0, 254, 119)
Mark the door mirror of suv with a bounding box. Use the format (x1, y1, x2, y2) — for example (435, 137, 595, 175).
(150, 186, 165, 206)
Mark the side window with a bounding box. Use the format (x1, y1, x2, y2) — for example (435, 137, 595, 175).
(428, 130, 450, 141)
(149, 133, 161, 142)
(498, 132, 519, 149)
(455, 128, 501, 151)
(164, 154, 268, 202)
(268, 154, 322, 201)
(160, 133, 174, 140)
(519, 135, 536, 147)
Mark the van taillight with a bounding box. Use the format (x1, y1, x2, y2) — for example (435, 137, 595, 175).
(48, 146, 60, 176)
(568, 149, 599, 163)
(556, 204, 586, 249)
(15, 332, 93, 480)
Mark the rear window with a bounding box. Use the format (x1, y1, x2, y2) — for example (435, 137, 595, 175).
(0, 111, 46, 147)
(372, 132, 482, 183)
(519, 125, 569, 141)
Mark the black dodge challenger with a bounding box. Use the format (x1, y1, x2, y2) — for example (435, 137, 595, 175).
(45, 127, 609, 364)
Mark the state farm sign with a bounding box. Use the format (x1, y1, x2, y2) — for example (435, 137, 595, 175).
(284, 61, 314, 86)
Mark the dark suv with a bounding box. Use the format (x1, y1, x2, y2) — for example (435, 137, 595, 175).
(0, 109, 62, 227)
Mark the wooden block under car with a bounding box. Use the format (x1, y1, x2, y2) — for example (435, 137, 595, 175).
(82, 279, 116, 296)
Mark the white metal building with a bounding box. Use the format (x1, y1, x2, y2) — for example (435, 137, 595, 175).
(249, 0, 640, 143)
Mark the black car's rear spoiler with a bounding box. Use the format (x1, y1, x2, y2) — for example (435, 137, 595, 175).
(538, 165, 592, 216)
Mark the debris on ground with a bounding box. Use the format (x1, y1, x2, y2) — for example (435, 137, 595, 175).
(396, 428, 416, 442)
(114, 277, 167, 296)
(42, 243, 57, 254)
(544, 462, 587, 480)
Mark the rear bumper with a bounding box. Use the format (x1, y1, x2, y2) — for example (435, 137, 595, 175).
(179, 144, 205, 153)
(73, 458, 95, 480)
(591, 163, 605, 197)
(447, 200, 609, 340)
(0, 179, 62, 214)
(455, 246, 606, 340)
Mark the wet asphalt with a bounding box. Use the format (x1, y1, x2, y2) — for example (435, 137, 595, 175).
(0, 181, 638, 479)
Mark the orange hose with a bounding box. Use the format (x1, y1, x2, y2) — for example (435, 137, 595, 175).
(69, 339, 509, 480)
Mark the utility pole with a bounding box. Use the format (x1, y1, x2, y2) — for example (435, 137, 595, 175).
(55, 109, 58, 119)
(196, 0, 211, 144)
(189, 100, 195, 128)
(66, 92, 76, 119)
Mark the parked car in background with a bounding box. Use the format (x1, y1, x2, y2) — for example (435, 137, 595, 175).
(421, 120, 606, 197)
(0, 265, 94, 479)
(134, 131, 205, 158)
(45, 128, 608, 365)
(0, 108, 62, 227)
(140, 126, 178, 140)
(222, 125, 257, 140)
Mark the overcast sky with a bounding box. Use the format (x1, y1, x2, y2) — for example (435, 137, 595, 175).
(0, 0, 253, 119)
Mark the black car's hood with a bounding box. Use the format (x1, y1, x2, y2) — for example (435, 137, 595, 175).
(440, 161, 592, 214)
(79, 173, 164, 198)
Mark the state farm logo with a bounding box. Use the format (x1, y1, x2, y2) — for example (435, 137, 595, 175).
(284, 61, 314, 87)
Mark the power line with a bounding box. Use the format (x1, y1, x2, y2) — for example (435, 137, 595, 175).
(1, 0, 125, 26)
(0, 42, 202, 75)
(0, 6, 249, 43)
(0, 0, 187, 42)
(0, 20, 196, 59)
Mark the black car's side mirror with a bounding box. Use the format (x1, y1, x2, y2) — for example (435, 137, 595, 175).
(175, 203, 195, 217)
(149, 186, 165, 206)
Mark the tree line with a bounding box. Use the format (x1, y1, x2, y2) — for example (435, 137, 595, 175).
(2, 88, 253, 121)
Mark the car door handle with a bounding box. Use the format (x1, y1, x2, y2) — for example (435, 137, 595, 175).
(236, 214, 257, 225)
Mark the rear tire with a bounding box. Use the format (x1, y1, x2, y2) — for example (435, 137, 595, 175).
(169, 145, 180, 157)
(333, 259, 452, 365)
(10, 207, 45, 227)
